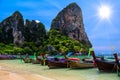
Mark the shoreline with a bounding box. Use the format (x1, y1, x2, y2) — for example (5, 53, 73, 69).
(0, 60, 119, 80)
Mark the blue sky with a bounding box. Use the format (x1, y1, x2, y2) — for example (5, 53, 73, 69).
(0, 0, 120, 52)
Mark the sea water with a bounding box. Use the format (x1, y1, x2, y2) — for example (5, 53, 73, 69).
(94, 50, 120, 56)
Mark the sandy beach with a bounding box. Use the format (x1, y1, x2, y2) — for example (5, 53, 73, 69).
(0, 70, 55, 80)
(0, 60, 119, 80)
(0, 66, 55, 80)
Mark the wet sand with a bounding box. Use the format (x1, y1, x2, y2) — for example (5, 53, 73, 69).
(0, 60, 119, 80)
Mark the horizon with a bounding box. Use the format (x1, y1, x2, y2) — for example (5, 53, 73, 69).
(1, 0, 120, 53)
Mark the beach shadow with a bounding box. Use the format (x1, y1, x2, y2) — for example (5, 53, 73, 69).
(97, 70, 116, 74)
(69, 67, 94, 70)
(43, 67, 50, 70)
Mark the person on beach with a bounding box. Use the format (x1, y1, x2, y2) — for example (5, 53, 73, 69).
(25, 53, 29, 58)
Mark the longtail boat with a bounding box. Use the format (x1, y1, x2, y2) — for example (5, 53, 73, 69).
(0, 55, 17, 60)
(22, 54, 33, 63)
(22, 58, 32, 63)
(47, 52, 80, 69)
(47, 57, 80, 69)
(47, 58, 69, 68)
(91, 51, 117, 71)
(82, 58, 94, 63)
(69, 60, 94, 69)
(31, 57, 41, 64)
(31, 56, 48, 65)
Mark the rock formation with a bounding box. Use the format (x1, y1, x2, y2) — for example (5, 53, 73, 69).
(50, 2, 92, 47)
(0, 11, 46, 45)
(24, 19, 46, 42)
(0, 11, 24, 45)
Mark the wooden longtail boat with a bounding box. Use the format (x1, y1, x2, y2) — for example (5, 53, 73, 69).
(82, 56, 105, 63)
(22, 53, 48, 65)
(22, 58, 33, 63)
(31, 58, 41, 64)
(22, 54, 33, 63)
(40, 59, 48, 65)
(0, 55, 17, 60)
(22, 57, 48, 65)
(47, 57, 80, 69)
(113, 53, 120, 76)
(39, 53, 48, 65)
(82, 58, 94, 63)
(91, 51, 117, 71)
(47, 53, 80, 69)
(31, 55, 44, 64)
(69, 60, 94, 69)
(31, 56, 48, 65)
(47, 58, 69, 68)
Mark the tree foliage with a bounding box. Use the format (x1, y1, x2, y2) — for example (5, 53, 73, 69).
(43, 29, 90, 54)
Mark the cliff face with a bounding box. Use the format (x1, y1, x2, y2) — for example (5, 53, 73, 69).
(0, 11, 24, 45)
(0, 11, 46, 45)
(50, 3, 92, 47)
(24, 19, 46, 42)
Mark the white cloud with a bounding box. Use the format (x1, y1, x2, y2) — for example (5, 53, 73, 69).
(35, 20, 40, 23)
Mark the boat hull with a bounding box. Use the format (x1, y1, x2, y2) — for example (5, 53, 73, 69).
(91, 51, 117, 71)
(69, 61, 94, 69)
(47, 58, 69, 68)
(95, 59, 116, 71)
(48, 61, 69, 68)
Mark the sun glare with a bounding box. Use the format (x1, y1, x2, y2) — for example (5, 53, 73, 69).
(98, 5, 111, 19)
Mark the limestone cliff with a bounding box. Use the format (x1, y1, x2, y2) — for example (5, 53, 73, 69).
(0, 11, 24, 45)
(50, 3, 92, 47)
(0, 11, 46, 45)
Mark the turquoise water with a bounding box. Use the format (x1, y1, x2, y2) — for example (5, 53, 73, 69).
(95, 50, 120, 56)
(0, 60, 119, 80)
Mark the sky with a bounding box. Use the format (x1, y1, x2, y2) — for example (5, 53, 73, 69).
(0, 0, 120, 53)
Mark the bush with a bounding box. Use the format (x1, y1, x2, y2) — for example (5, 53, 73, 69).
(23, 47, 33, 55)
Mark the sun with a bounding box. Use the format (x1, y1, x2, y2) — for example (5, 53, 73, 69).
(98, 5, 111, 19)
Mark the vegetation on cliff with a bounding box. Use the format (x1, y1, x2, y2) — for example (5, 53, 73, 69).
(0, 29, 90, 55)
